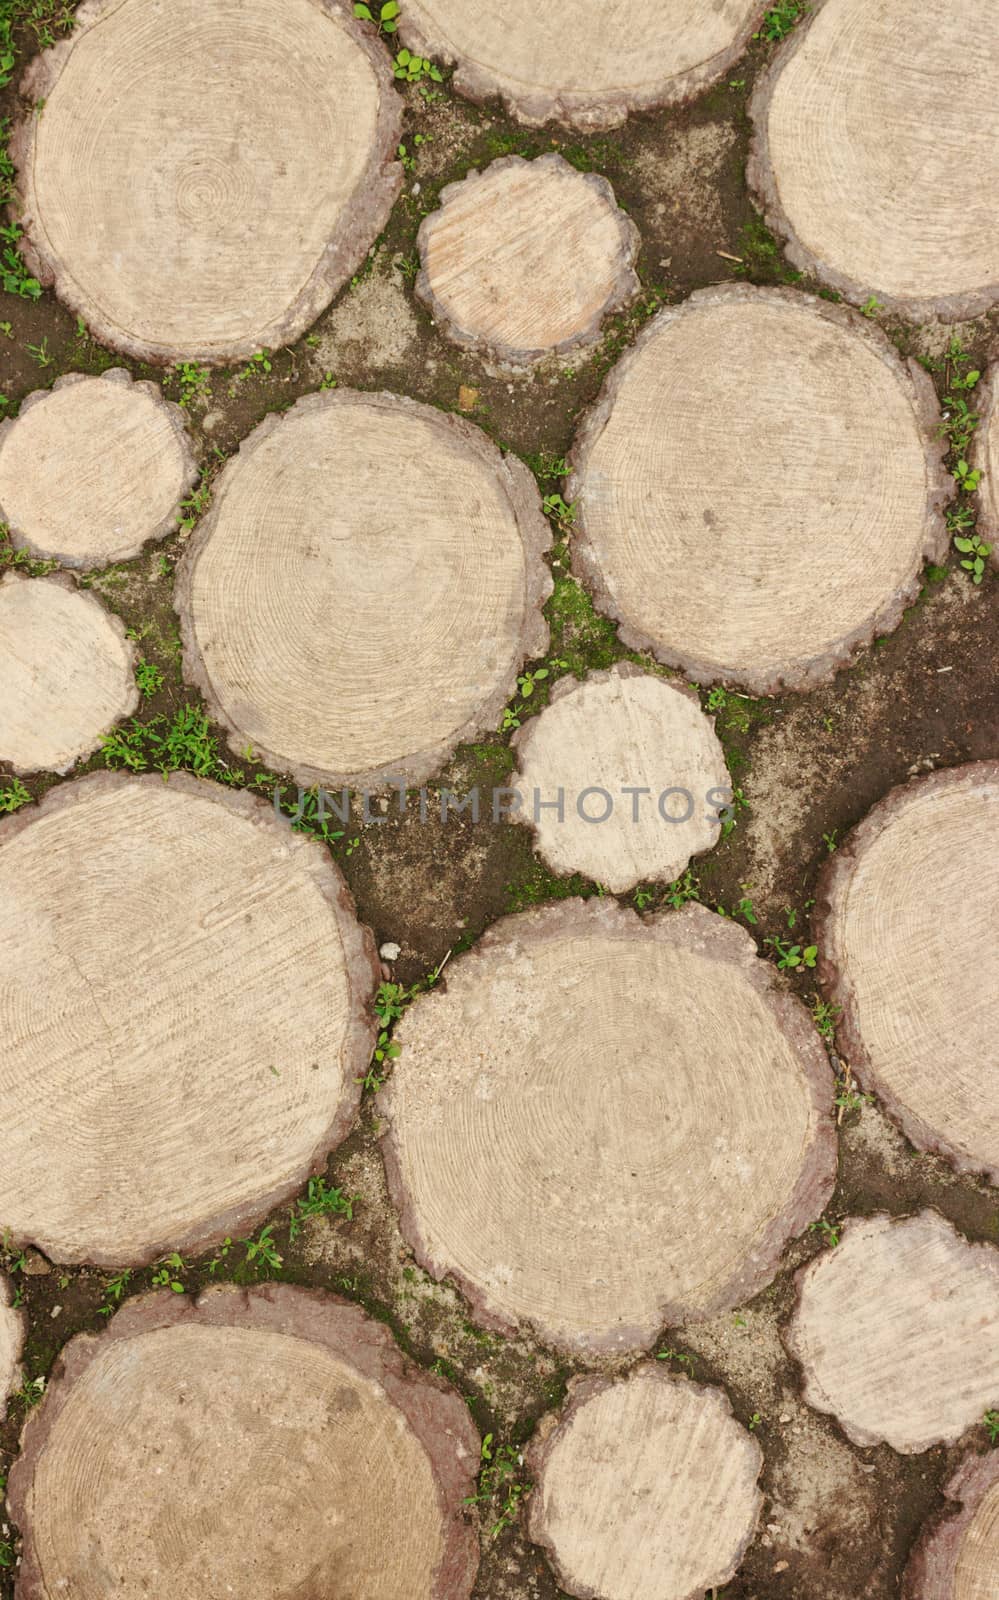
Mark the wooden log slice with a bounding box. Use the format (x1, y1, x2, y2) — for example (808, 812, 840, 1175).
(510, 663, 730, 893)
(0, 371, 197, 570)
(0, 773, 379, 1266)
(525, 1365, 763, 1600)
(815, 763, 999, 1185)
(398, 0, 761, 130)
(12, 0, 403, 363)
(748, 0, 999, 320)
(0, 573, 138, 774)
(381, 898, 835, 1354)
(568, 285, 949, 695)
(904, 1450, 999, 1600)
(176, 390, 552, 788)
(787, 1211, 999, 1454)
(416, 155, 640, 366)
(6, 1285, 480, 1600)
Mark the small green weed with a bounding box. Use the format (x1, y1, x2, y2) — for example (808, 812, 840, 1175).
(664, 869, 700, 909)
(242, 1223, 283, 1275)
(0, 775, 31, 813)
(811, 998, 840, 1042)
(135, 658, 164, 698)
(97, 1268, 132, 1316)
(393, 47, 442, 83)
(13, 1373, 45, 1408)
(810, 1217, 840, 1248)
(353, 0, 400, 32)
(289, 1177, 358, 1241)
(953, 530, 992, 583)
(173, 361, 210, 408)
(656, 1347, 695, 1374)
(768, 937, 817, 970)
(984, 1410, 999, 1445)
(0, 221, 41, 299)
(755, 1, 807, 40)
(151, 1253, 187, 1292)
(101, 703, 240, 782)
(26, 334, 51, 365)
(464, 1434, 531, 1538)
(542, 493, 576, 531)
(860, 295, 882, 319)
(237, 348, 272, 380)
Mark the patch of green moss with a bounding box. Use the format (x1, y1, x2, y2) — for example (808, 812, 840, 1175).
(505, 861, 600, 913)
(734, 217, 802, 285)
(546, 572, 621, 676)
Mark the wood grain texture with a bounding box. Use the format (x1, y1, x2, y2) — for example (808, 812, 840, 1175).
(416, 155, 640, 366)
(526, 1366, 763, 1600)
(748, 0, 999, 320)
(568, 285, 949, 695)
(398, 0, 761, 129)
(510, 663, 729, 892)
(7, 1285, 480, 1600)
(176, 389, 552, 788)
(904, 1450, 999, 1600)
(0, 371, 196, 570)
(0, 773, 379, 1266)
(11, 0, 402, 363)
(381, 899, 836, 1354)
(0, 573, 138, 774)
(815, 763, 999, 1185)
(787, 1212, 999, 1454)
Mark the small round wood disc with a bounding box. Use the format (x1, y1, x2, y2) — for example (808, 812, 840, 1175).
(0, 1273, 24, 1424)
(569, 285, 948, 695)
(815, 763, 999, 1184)
(788, 1211, 999, 1454)
(416, 155, 640, 365)
(904, 1451, 999, 1600)
(0, 574, 138, 774)
(749, 0, 999, 320)
(526, 1366, 763, 1600)
(13, 0, 402, 363)
(510, 664, 730, 893)
(177, 390, 552, 788)
(7, 1286, 480, 1600)
(0, 372, 197, 570)
(0, 773, 379, 1266)
(382, 899, 835, 1353)
(972, 367, 999, 571)
(399, 0, 761, 129)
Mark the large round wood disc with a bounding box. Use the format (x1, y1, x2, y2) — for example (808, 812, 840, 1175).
(526, 1366, 762, 1600)
(0, 1273, 24, 1424)
(748, 0, 999, 320)
(569, 285, 949, 695)
(399, 0, 761, 129)
(972, 368, 999, 570)
(0, 372, 197, 570)
(0, 574, 138, 774)
(904, 1451, 999, 1600)
(787, 1211, 999, 1454)
(13, 0, 403, 363)
(815, 764, 999, 1185)
(7, 1286, 480, 1600)
(381, 899, 835, 1354)
(416, 155, 640, 366)
(0, 773, 378, 1266)
(510, 663, 730, 893)
(177, 390, 552, 788)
